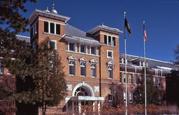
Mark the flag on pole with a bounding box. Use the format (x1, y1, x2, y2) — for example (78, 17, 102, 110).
(124, 17, 132, 34)
(143, 21, 147, 42)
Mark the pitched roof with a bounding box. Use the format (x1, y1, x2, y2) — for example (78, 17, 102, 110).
(29, 9, 70, 24)
(88, 24, 122, 35)
(120, 53, 174, 70)
(63, 24, 100, 46)
(64, 24, 96, 41)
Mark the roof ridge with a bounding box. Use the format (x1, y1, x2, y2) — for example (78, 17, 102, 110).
(66, 24, 86, 35)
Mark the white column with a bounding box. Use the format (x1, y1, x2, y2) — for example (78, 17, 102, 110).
(97, 101, 101, 113)
(78, 101, 81, 114)
(93, 101, 95, 112)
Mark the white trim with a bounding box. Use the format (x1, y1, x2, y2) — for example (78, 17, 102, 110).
(54, 22, 57, 34)
(66, 50, 99, 57)
(43, 21, 61, 35)
(107, 50, 113, 59)
(49, 40, 57, 50)
(79, 44, 86, 54)
(68, 42, 76, 52)
(39, 18, 65, 25)
(72, 82, 95, 96)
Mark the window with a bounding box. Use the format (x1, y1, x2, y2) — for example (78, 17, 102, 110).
(112, 37, 116, 46)
(108, 69, 113, 79)
(80, 61, 86, 76)
(120, 72, 122, 82)
(91, 63, 96, 77)
(80, 45, 86, 53)
(104, 35, 116, 46)
(44, 21, 61, 35)
(69, 60, 75, 75)
(44, 21, 49, 33)
(0, 63, 3, 75)
(129, 92, 133, 103)
(108, 36, 112, 45)
(104, 35, 107, 44)
(108, 65, 113, 78)
(128, 74, 132, 83)
(107, 50, 113, 58)
(69, 43, 75, 51)
(30, 27, 33, 38)
(56, 24, 60, 35)
(91, 47, 96, 55)
(49, 40, 57, 49)
(50, 23, 55, 34)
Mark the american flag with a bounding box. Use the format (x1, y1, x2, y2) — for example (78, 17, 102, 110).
(144, 29, 147, 42)
(143, 21, 147, 42)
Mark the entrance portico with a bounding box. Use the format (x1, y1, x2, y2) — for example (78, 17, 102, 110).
(65, 82, 104, 113)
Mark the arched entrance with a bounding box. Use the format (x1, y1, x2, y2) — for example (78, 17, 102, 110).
(74, 86, 91, 96)
(72, 82, 94, 97)
(66, 82, 104, 113)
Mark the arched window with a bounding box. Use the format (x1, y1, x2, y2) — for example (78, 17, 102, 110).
(80, 58, 86, 76)
(68, 56, 76, 76)
(90, 59, 97, 77)
(107, 61, 113, 79)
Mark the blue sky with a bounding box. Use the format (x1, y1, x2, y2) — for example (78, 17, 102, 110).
(24, 0, 179, 62)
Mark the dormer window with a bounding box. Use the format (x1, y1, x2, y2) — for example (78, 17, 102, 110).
(80, 45, 86, 53)
(68, 43, 76, 52)
(91, 47, 96, 55)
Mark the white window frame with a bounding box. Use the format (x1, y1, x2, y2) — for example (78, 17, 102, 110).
(43, 20, 61, 35)
(68, 42, 76, 52)
(90, 62, 97, 77)
(80, 44, 86, 54)
(107, 50, 113, 59)
(49, 40, 57, 50)
(80, 60, 86, 76)
(108, 36, 112, 45)
(90, 46, 96, 55)
(68, 59, 75, 76)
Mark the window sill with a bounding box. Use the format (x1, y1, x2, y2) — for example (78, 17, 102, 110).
(66, 50, 99, 57)
(107, 77, 113, 80)
(43, 32, 61, 37)
(69, 74, 75, 76)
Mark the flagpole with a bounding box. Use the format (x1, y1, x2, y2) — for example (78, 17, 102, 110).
(143, 20, 147, 115)
(124, 11, 128, 115)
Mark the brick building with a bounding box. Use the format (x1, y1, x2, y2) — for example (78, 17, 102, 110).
(29, 7, 121, 114)
(27, 7, 175, 114)
(0, 6, 176, 114)
(119, 54, 173, 103)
